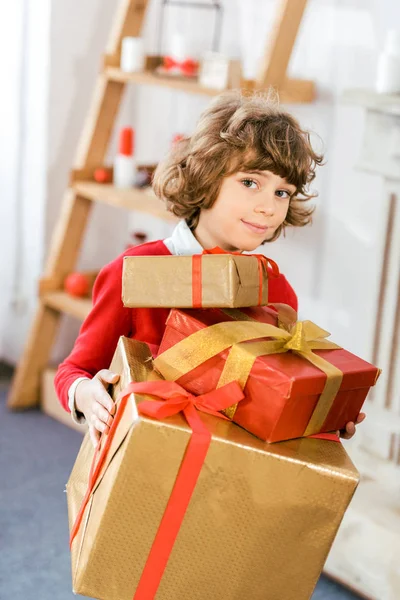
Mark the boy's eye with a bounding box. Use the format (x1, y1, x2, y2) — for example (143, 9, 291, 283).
(241, 178, 257, 189)
(276, 190, 291, 199)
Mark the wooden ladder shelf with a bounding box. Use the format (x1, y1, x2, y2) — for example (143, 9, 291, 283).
(8, 0, 313, 409)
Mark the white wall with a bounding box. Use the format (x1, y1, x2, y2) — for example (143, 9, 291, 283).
(0, 0, 50, 362)
(1, 0, 397, 364)
(0, 0, 24, 358)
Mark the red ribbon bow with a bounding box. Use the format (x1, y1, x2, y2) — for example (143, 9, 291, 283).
(163, 56, 199, 76)
(191, 246, 280, 308)
(70, 379, 244, 600)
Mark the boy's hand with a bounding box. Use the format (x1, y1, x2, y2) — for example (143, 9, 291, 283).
(75, 370, 120, 448)
(337, 412, 366, 440)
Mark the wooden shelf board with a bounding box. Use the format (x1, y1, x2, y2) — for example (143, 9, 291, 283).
(73, 181, 177, 222)
(105, 67, 315, 104)
(105, 66, 221, 96)
(43, 291, 92, 321)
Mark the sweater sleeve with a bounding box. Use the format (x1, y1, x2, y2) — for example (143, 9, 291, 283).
(267, 273, 298, 313)
(54, 254, 132, 412)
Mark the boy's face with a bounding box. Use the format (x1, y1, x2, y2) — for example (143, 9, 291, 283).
(194, 170, 296, 252)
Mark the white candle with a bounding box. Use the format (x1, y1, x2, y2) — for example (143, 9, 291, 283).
(169, 34, 188, 61)
(376, 29, 400, 95)
(120, 37, 145, 73)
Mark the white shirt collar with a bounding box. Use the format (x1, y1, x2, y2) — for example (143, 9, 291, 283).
(164, 220, 204, 256)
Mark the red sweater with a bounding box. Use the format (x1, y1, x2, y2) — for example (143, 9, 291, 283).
(55, 240, 298, 412)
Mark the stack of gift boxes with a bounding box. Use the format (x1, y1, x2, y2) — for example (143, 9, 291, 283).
(66, 252, 381, 600)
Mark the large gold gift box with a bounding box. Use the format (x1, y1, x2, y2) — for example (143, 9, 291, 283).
(122, 253, 270, 307)
(67, 337, 359, 600)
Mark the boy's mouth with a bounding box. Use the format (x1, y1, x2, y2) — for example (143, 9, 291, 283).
(240, 219, 270, 235)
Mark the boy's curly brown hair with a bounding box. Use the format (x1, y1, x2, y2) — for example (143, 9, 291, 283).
(152, 89, 324, 242)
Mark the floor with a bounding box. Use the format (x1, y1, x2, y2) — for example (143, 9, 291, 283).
(0, 380, 362, 600)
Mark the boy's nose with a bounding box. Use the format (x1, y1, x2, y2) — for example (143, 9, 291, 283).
(255, 196, 275, 216)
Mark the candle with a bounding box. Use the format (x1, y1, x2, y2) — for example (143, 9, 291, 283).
(120, 37, 145, 73)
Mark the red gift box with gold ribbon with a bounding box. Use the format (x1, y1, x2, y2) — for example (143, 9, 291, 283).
(154, 306, 381, 442)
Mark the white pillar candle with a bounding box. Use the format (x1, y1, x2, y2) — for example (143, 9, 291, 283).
(169, 34, 188, 61)
(376, 54, 400, 94)
(386, 29, 400, 57)
(376, 29, 400, 95)
(120, 37, 145, 73)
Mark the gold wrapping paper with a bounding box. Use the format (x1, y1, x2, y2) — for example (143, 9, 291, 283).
(67, 337, 359, 600)
(122, 254, 269, 308)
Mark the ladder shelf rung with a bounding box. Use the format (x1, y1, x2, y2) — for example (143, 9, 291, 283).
(72, 181, 177, 222)
(104, 68, 316, 104)
(105, 66, 220, 97)
(43, 291, 92, 321)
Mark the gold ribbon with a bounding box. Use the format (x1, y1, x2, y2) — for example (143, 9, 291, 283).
(154, 319, 343, 436)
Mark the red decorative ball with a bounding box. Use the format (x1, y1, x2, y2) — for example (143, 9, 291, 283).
(94, 168, 112, 183)
(64, 273, 90, 297)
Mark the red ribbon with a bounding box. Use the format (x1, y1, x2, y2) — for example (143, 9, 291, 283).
(163, 56, 199, 76)
(192, 247, 280, 308)
(69, 386, 130, 549)
(69, 379, 244, 599)
(192, 253, 203, 308)
(309, 432, 340, 442)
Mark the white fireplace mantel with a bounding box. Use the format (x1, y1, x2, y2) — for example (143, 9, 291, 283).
(342, 88, 400, 117)
(343, 89, 400, 180)
(324, 88, 400, 600)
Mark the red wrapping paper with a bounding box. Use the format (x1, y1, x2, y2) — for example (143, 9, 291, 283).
(156, 307, 380, 442)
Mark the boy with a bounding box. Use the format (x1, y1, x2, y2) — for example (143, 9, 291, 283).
(55, 90, 365, 447)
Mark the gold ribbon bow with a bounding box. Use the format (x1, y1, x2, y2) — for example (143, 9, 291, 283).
(154, 319, 343, 436)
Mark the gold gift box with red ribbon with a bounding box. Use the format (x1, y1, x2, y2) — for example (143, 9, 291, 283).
(67, 336, 359, 600)
(154, 306, 381, 443)
(122, 251, 277, 308)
